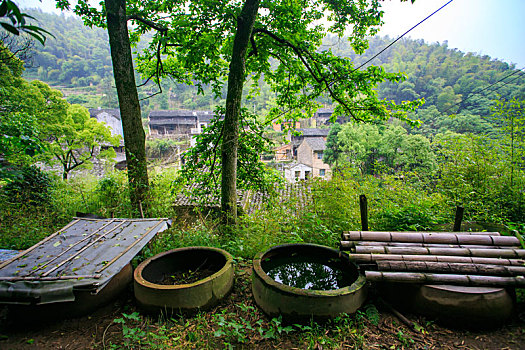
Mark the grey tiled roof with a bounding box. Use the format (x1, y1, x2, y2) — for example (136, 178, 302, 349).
(89, 108, 121, 120)
(304, 137, 326, 151)
(296, 128, 330, 137)
(315, 108, 333, 115)
(149, 110, 214, 119)
(149, 118, 196, 125)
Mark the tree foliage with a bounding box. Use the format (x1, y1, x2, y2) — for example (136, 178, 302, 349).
(179, 107, 282, 205)
(0, 0, 52, 44)
(434, 132, 525, 223)
(42, 104, 120, 179)
(0, 44, 119, 179)
(325, 122, 436, 175)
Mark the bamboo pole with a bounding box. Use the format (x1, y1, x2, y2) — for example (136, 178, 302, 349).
(353, 245, 525, 258)
(342, 231, 519, 246)
(348, 253, 525, 266)
(365, 271, 525, 287)
(341, 241, 509, 249)
(341, 231, 501, 240)
(376, 260, 525, 276)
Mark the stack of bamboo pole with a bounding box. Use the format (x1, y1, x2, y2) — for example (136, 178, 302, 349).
(340, 231, 525, 287)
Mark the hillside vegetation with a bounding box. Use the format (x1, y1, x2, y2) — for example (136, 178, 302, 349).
(21, 9, 525, 131)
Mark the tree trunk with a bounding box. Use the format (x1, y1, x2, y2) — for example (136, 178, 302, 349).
(221, 0, 260, 225)
(105, 0, 149, 216)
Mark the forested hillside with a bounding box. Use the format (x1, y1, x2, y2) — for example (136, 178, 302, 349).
(20, 9, 525, 133)
(324, 35, 525, 137)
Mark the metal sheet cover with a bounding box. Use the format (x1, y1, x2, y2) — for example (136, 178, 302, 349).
(0, 218, 168, 305)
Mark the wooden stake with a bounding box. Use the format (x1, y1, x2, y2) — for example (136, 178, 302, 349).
(453, 206, 464, 232)
(359, 195, 368, 231)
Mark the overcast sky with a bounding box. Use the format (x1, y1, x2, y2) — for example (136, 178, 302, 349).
(18, 0, 525, 68)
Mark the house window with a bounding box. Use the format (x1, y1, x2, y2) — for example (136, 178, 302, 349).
(316, 151, 324, 160)
(319, 169, 326, 177)
(295, 171, 300, 178)
(305, 171, 311, 178)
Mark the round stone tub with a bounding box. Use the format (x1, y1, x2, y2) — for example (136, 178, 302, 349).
(134, 247, 234, 313)
(381, 283, 515, 329)
(252, 243, 367, 320)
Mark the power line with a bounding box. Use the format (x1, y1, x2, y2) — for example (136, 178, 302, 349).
(354, 0, 454, 71)
(441, 67, 525, 115)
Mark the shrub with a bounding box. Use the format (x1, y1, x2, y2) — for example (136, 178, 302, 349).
(1, 166, 53, 206)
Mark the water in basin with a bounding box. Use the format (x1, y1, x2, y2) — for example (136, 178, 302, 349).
(263, 255, 356, 290)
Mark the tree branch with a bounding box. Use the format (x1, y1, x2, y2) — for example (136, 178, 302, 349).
(126, 14, 167, 32)
(253, 28, 361, 122)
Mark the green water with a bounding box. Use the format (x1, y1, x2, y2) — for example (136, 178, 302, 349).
(263, 256, 356, 291)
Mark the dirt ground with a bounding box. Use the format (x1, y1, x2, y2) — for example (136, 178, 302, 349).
(0, 264, 524, 349)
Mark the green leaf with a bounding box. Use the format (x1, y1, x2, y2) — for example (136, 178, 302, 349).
(0, 21, 19, 35)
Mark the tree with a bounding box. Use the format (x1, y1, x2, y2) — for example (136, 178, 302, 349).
(57, 0, 149, 215)
(42, 104, 120, 179)
(0, 44, 53, 167)
(104, 0, 149, 214)
(0, 44, 118, 180)
(492, 97, 525, 186)
(332, 122, 436, 175)
(324, 123, 343, 167)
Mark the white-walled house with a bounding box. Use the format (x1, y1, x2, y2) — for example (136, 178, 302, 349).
(283, 162, 312, 183)
(89, 108, 124, 140)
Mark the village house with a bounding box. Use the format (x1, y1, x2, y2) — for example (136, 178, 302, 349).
(89, 108, 125, 153)
(296, 137, 331, 179)
(274, 143, 293, 161)
(283, 162, 312, 183)
(148, 110, 214, 137)
(89, 108, 124, 140)
(272, 120, 301, 132)
(313, 108, 333, 125)
(290, 128, 330, 158)
(309, 108, 349, 126)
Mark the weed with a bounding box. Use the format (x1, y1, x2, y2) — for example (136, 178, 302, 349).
(213, 310, 253, 344)
(109, 312, 171, 349)
(396, 330, 415, 347)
